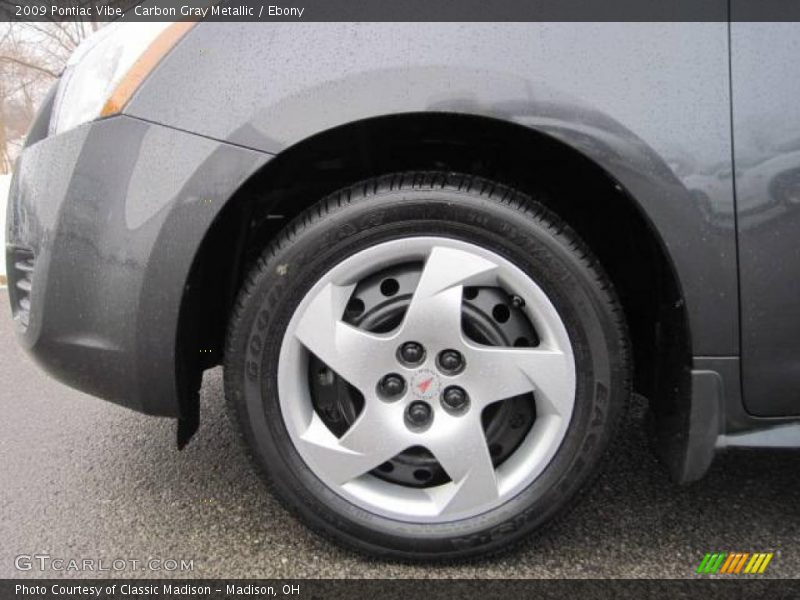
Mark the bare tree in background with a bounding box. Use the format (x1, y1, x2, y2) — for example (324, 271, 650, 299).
(0, 19, 100, 172)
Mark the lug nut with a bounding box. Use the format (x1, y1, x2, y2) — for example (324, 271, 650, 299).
(378, 373, 406, 399)
(437, 349, 465, 374)
(398, 341, 425, 365)
(441, 386, 469, 412)
(406, 401, 433, 428)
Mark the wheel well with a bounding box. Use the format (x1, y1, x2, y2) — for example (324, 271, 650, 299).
(178, 112, 690, 432)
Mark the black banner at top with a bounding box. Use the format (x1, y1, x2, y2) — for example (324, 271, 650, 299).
(2, 0, 799, 23)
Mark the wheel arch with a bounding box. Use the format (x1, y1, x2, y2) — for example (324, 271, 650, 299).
(178, 111, 692, 462)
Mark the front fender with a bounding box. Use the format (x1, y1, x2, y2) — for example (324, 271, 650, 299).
(8, 115, 269, 417)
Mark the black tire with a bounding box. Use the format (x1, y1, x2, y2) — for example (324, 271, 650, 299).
(224, 172, 630, 560)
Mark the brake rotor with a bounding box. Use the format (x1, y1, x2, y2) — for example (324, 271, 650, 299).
(309, 262, 539, 488)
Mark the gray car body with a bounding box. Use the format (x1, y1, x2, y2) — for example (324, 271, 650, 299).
(7, 21, 800, 481)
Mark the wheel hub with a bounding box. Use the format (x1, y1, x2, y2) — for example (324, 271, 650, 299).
(409, 368, 441, 402)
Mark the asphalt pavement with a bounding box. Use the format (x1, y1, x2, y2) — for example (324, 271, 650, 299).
(1, 295, 798, 579)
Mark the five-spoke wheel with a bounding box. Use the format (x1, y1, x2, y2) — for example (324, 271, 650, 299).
(280, 239, 575, 521)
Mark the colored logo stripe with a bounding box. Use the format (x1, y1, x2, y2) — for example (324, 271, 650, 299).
(720, 553, 737, 573)
(733, 553, 750, 574)
(697, 552, 773, 574)
(721, 553, 748, 574)
(697, 553, 726, 574)
(745, 553, 774, 574)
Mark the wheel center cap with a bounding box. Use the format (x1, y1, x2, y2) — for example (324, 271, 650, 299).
(410, 369, 441, 401)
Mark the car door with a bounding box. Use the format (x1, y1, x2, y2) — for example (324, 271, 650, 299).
(731, 15, 800, 416)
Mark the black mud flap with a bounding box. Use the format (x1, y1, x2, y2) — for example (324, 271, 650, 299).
(651, 370, 722, 484)
(177, 407, 200, 449)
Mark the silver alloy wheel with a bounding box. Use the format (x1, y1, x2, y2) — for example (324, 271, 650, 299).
(277, 237, 576, 523)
